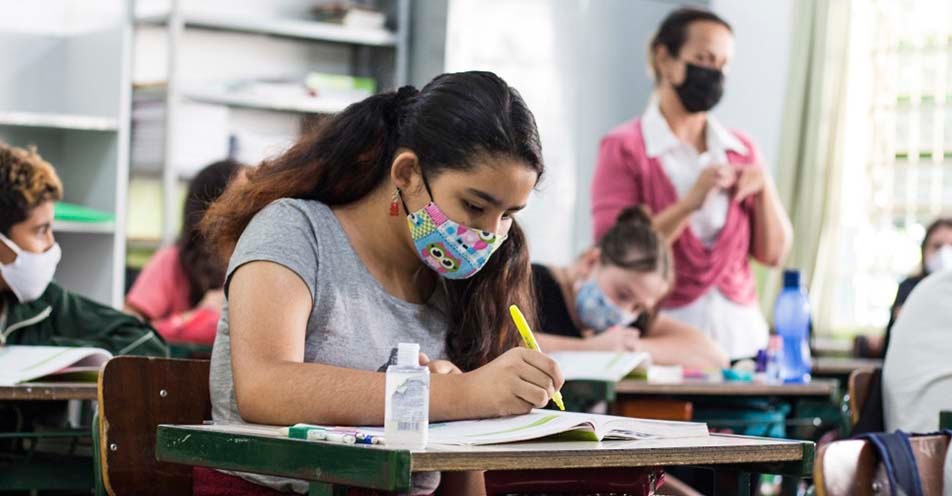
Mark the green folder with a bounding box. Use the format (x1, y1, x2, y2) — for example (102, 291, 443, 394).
(54, 202, 115, 224)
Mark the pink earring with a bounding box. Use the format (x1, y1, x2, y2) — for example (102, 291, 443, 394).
(389, 189, 401, 217)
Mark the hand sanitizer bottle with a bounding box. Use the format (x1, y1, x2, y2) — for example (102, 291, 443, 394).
(384, 342, 429, 449)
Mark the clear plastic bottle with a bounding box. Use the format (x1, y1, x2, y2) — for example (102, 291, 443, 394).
(384, 343, 430, 449)
(774, 270, 812, 384)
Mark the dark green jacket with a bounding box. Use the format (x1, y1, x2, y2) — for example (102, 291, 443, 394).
(1, 282, 168, 357)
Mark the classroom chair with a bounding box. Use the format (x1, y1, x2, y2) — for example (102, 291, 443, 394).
(814, 434, 950, 495)
(614, 398, 693, 421)
(848, 369, 875, 427)
(848, 368, 885, 435)
(97, 356, 211, 496)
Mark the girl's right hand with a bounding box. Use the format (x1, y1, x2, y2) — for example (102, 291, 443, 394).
(461, 347, 565, 418)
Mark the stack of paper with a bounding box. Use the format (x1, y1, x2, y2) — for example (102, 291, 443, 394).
(131, 90, 230, 178)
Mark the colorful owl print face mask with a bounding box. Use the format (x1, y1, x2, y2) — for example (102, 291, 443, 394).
(400, 179, 508, 280)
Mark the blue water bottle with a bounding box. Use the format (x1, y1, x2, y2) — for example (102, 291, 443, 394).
(774, 270, 812, 383)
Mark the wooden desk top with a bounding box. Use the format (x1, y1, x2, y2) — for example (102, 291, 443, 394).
(614, 379, 838, 398)
(0, 382, 98, 401)
(811, 357, 882, 375)
(156, 423, 814, 491)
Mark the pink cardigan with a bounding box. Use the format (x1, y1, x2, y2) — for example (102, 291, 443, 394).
(591, 118, 761, 308)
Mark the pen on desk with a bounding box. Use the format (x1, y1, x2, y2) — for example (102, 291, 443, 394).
(508, 304, 565, 411)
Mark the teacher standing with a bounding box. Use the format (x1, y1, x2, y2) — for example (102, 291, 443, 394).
(591, 7, 793, 360)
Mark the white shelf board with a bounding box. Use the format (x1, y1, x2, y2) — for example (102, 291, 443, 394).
(182, 89, 354, 115)
(0, 111, 118, 131)
(53, 220, 116, 234)
(136, 12, 397, 47)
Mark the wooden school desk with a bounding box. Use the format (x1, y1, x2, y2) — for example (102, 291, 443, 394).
(562, 378, 839, 411)
(614, 379, 839, 399)
(562, 378, 841, 446)
(0, 381, 99, 492)
(811, 357, 882, 379)
(156, 423, 815, 495)
(0, 382, 98, 401)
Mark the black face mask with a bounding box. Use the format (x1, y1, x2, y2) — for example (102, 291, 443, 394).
(674, 62, 725, 113)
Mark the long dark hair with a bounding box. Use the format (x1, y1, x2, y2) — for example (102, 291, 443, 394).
(920, 217, 952, 276)
(648, 7, 732, 84)
(178, 159, 243, 306)
(202, 72, 544, 371)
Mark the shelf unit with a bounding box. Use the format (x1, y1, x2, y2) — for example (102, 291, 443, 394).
(0, 1, 133, 307)
(181, 88, 354, 114)
(137, 12, 399, 46)
(130, 0, 410, 245)
(0, 111, 119, 131)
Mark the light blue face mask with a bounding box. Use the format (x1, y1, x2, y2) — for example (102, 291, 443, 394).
(574, 278, 638, 333)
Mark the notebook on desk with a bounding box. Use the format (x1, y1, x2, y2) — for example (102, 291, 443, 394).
(0, 345, 112, 385)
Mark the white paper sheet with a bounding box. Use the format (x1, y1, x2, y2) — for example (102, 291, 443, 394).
(550, 352, 651, 382)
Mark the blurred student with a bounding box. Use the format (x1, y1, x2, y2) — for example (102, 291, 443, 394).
(534, 206, 728, 370)
(884, 218, 952, 347)
(124, 160, 244, 345)
(0, 142, 166, 355)
(883, 269, 952, 432)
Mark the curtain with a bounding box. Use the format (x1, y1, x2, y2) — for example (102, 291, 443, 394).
(759, 0, 853, 332)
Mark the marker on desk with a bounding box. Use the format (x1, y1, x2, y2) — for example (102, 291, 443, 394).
(509, 304, 565, 411)
(284, 424, 381, 445)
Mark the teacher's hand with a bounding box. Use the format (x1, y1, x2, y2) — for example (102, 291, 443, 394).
(686, 165, 736, 211)
(734, 167, 767, 202)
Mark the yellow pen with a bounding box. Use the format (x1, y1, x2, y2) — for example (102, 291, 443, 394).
(508, 304, 565, 411)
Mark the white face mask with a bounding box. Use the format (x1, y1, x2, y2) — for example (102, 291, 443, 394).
(0, 233, 61, 303)
(926, 245, 952, 274)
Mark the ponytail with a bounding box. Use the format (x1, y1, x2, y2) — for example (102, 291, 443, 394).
(598, 205, 672, 280)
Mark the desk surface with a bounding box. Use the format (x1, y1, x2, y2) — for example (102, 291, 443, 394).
(614, 379, 838, 398)
(0, 382, 97, 401)
(811, 357, 882, 375)
(156, 423, 814, 492)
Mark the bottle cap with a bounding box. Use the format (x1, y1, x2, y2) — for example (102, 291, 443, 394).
(396, 342, 420, 367)
(783, 270, 801, 289)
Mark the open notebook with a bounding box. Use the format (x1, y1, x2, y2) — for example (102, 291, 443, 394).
(426, 410, 709, 446)
(0, 345, 112, 385)
(288, 410, 709, 447)
(550, 351, 650, 382)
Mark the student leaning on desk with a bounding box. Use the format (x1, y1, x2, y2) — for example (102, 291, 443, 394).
(197, 72, 564, 496)
(0, 143, 167, 356)
(532, 205, 728, 370)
